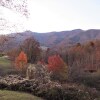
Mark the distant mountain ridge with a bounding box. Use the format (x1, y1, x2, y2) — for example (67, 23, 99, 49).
(0, 29, 100, 51)
(12, 29, 100, 47)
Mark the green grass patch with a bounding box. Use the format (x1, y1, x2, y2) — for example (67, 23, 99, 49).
(0, 57, 18, 76)
(0, 90, 43, 100)
(0, 57, 11, 67)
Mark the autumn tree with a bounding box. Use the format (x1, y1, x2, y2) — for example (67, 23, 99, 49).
(67, 43, 85, 68)
(48, 55, 68, 81)
(20, 37, 41, 63)
(83, 41, 96, 72)
(41, 48, 58, 63)
(15, 51, 27, 72)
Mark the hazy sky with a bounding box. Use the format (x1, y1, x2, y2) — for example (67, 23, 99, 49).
(0, 0, 100, 34)
(27, 0, 100, 32)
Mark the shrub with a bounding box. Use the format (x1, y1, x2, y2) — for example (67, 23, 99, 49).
(26, 63, 50, 81)
(0, 75, 94, 100)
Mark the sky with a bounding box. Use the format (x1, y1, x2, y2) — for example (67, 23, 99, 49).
(0, 6, 27, 34)
(27, 0, 100, 32)
(0, 0, 100, 34)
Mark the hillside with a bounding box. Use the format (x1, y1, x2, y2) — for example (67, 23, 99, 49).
(0, 29, 100, 51)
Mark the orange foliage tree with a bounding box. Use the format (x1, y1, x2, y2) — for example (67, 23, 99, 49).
(48, 55, 68, 81)
(15, 51, 27, 71)
(48, 55, 65, 71)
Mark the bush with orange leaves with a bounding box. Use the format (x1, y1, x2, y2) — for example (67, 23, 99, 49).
(15, 51, 27, 73)
(48, 55, 68, 81)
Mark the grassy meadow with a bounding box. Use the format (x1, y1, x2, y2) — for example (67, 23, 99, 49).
(0, 57, 18, 76)
(0, 90, 43, 100)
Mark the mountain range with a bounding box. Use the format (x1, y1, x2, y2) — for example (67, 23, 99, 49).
(0, 29, 100, 52)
